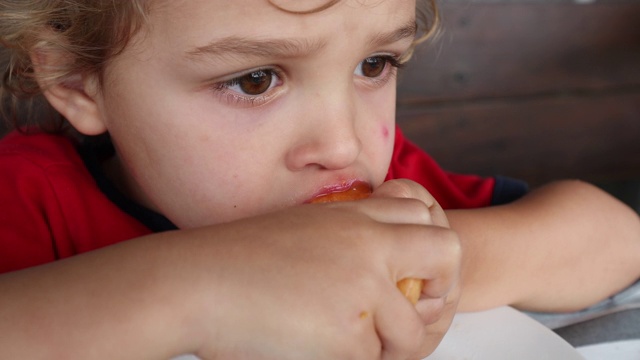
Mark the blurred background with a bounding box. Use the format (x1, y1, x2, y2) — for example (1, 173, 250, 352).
(396, 0, 640, 211)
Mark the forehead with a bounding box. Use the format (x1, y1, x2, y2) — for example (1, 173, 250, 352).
(142, 0, 416, 49)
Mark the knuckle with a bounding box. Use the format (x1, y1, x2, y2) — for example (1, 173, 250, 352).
(434, 227, 461, 262)
(385, 179, 415, 199)
(384, 179, 435, 204)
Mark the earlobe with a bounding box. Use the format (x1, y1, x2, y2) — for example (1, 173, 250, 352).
(31, 49, 107, 136)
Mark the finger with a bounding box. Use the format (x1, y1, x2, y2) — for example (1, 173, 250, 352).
(375, 285, 459, 359)
(414, 297, 446, 325)
(373, 179, 449, 228)
(340, 196, 435, 226)
(416, 282, 460, 324)
(387, 224, 461, 298)
(374, 284, 427, 360)
(413, 291, 459, 358)
(412, 318, 452, 359)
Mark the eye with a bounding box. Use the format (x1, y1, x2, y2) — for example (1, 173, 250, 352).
(358, 57, 387, 77)
(354, 55, 402, 78)
(211, 68, 285, 107)
(224, 69, 280, 96)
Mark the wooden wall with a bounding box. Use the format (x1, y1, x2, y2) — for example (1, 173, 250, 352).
(396, 0, 640, 186)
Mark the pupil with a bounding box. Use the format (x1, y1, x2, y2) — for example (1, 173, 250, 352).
(239, 70, 272, 95)
(362, 57, 386, 77)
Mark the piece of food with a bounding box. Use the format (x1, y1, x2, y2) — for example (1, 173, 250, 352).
(309, 182, 372, 203)
(310, 182, 424, 305)
(396, 278, 424, 305)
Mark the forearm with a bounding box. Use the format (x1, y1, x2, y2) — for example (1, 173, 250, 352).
(448, 180, 640, 313)
(0, 197, 461, 360)
(0, 231, 201, 359)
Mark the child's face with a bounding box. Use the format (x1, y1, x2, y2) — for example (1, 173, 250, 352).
(92, 0, 416, 228)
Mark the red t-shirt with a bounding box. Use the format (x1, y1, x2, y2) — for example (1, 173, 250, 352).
(0, 132, 151, 273)
(386, 128, 494, 209)
(0, 129, 526, 273)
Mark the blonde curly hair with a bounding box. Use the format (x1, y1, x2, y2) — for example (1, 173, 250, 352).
(0, 0, 439, 133)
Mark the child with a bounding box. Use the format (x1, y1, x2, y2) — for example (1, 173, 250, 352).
(1, 0, 639, 358)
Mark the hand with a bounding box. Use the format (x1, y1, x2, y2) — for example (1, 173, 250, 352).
(372, 179, 461, 358)
(185, 179, 460, 359)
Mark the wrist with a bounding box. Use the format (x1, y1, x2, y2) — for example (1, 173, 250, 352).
(94, 231, 209, 358)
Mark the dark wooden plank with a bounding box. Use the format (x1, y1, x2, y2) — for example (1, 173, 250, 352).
(398, 1, 640, 103)
(396, 91, 640, 186)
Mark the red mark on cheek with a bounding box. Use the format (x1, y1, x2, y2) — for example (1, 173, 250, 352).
(381, 126, 390, 141)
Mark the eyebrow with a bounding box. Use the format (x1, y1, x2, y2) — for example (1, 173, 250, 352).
(186, 20, 417, 62)
(368, 20, 417, 48)
(186, 37, 327, 61)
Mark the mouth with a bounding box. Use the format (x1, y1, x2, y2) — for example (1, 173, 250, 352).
(306, 180, 372, 203)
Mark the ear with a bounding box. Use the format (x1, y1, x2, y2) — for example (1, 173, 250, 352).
(31, 48, 107, 136)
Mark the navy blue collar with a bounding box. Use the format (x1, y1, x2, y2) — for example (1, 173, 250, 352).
(78, 137, 178, 233)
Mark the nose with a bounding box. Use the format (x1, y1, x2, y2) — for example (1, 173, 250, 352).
(285, 89, 362, 171)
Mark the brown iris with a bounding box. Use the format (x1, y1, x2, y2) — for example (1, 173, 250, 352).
(360, 57, 387, 78)
(237, 70, 273, 95)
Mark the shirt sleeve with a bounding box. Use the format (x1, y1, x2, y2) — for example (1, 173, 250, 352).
(0, 149, 61, 273)
(386, 126, 528, 209)
(491, 175, 529, 206)
(0, 132, 152, 274)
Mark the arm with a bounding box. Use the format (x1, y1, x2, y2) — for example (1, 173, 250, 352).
(448, 180, 640, 313)
(0, 193, 460, 359)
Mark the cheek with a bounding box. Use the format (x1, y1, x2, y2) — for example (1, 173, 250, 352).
(378, 123, 395, 170)
(363, 99, 396, 185)
(369, 90, 396, 149)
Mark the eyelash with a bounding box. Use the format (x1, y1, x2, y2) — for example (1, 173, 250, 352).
(211, 54, 404, 107)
